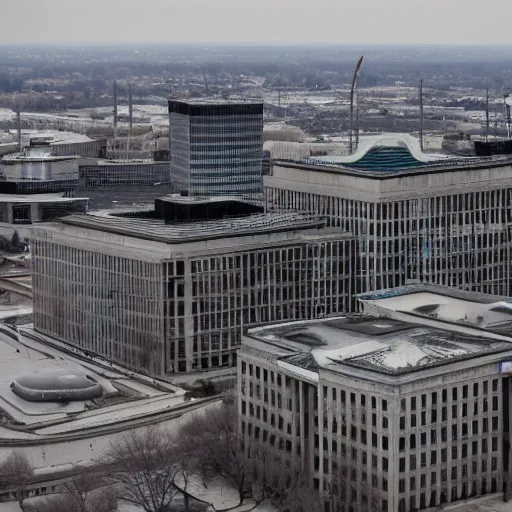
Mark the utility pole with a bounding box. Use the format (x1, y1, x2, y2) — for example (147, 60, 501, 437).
(419, 78, 424, 151)
(128, 83, 133, 136)
(113, 80, 118, 142)
(486, 89, 490, 143)
(16, 108, 21, 153)
(506, 95, 511, 139)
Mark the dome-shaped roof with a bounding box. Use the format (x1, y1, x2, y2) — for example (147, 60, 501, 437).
(10, 370, 103, 402)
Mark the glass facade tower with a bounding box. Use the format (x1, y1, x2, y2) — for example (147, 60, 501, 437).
(169, 100, 264, 197)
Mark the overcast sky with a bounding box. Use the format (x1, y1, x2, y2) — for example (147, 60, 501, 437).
(3, 0, 512, 45)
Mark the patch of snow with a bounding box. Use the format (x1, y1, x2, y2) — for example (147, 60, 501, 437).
(373, 342, 428, 369)
(313, 340, 383, 366)
(0, 502, 21, 512)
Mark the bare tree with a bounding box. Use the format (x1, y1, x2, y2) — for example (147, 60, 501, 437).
(179, 402, 248, 505)
(24, 485, 118, 512)
(102, 424, 189, 512)
(0, 451, 33, 511)
(61, 467, 118, 512)
(275, 473, 323, 512)
(24, 465, 117, 512)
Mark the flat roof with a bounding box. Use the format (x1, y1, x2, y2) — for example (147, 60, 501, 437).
(248, 314, 512, 376)
(0, 323, 186, 433)
(0, 193, 88, 203)
(275, 154, 512, 179)
(358, 284, 512, 338)
(2, 150, 78, 163)
(59, 209, 333, 244)
(168, 97, 263, 105)
(157, 194, 258, 205)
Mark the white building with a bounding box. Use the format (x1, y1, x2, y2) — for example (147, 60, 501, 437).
(265, 135, 512, 296)
(238, 284, 512, 512)
(30, 196, 356, 377)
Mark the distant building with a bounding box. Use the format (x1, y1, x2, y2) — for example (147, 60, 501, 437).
(21, 131, 107, 159)
(0, 149, 87, 224)
(30, 195, 356, 377)
(266, 134, 512, 296)
(169, 99, 264, 197)
(78, 161, 171, 188)
(239, 284, 512, 512)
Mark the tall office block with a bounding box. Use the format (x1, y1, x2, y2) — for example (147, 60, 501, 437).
(265, 135, 512, 296)
(169, 99, 264, 197)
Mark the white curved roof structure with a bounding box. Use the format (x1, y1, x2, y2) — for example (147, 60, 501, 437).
(307, 134, 467, 171)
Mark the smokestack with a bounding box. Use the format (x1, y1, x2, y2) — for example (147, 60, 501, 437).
(128, 83, 133, 135)
(419, 79, 424, 151)
(16, 108, 21, 153)
(113, 80, 118, 140)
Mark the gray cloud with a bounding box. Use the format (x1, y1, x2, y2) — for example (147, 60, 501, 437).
(3, 0, 512, 44)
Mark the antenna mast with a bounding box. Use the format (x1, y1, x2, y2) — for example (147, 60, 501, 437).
(419, 78, 424, 151)
(349, 55, 364, 154)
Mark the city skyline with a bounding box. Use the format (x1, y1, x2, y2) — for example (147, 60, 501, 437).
(3, 0, 512, 45)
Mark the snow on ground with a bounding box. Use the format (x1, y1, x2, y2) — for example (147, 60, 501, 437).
(34, 394, 186, 435)
(175, 474, 279, 512)
(118, 500, 144, 512)
(0, 503, 21, 512)
(0, 108, 16, 122)
(442, 493, 512, 511)
(0, 306, 32, 319)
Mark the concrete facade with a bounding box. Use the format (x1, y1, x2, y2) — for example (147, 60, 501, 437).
(30, 209, 356, 376)
(238, 288, 512, 512)
(266, 156, 512, 296)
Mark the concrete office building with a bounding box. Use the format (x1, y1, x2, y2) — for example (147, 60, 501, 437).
(30, 195, 355, 377)
(169, 99, 264, 197)
(265, 134, 512, 296)
(238, 283, 512, 512)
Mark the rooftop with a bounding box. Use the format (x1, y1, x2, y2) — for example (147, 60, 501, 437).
(0, 322, 188, 434)
(8, 129, 93, 146)
(248, 314, 512, 377)
(2, 148, 78, 163)
(59, 196, 329, 244)
(277, 134, 511, 177)
(358, 283, 512, 337)
(0, 193, 87, 203)
(168, 97, 263, 105)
